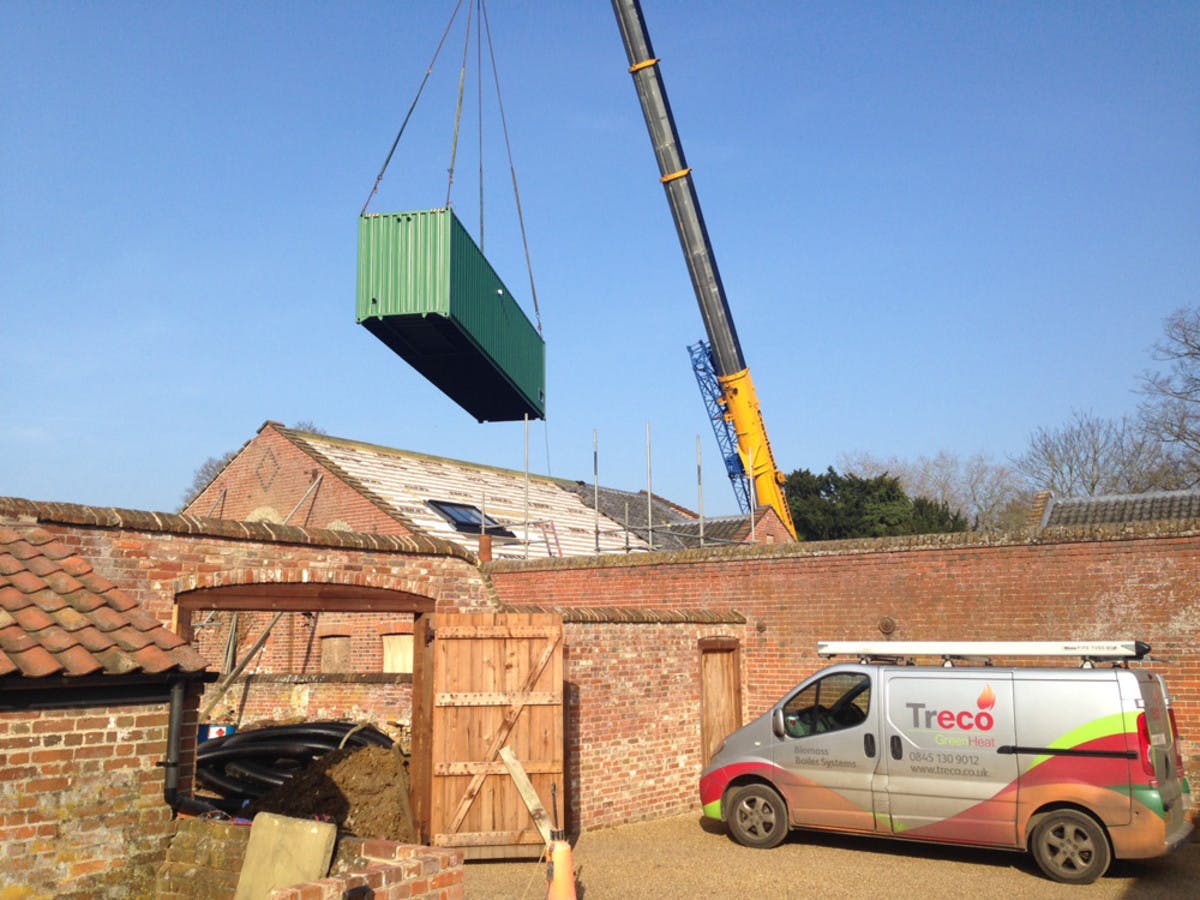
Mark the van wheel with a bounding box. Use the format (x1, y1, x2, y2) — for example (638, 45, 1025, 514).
(726, 784, 788, 849)
(1030, 810, 1111, 884)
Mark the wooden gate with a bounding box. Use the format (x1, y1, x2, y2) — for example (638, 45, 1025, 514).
(411, 612, 563, 859)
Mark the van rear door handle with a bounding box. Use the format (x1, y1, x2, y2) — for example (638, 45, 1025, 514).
(890, 735, 902, 760)
(864, 734, 876, 758)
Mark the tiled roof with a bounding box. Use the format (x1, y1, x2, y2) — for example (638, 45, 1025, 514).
(0, 525, 208, 679)
(561, 483, 697, 550)
(1043, 490, 1200, 528)
(278, 428, 657, 559)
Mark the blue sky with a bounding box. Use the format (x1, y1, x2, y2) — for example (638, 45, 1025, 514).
(2, 1, 1197, 517)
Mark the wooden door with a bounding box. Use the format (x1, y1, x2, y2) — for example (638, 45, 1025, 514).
(412, 611, 563, 859)
(700, 638, 742, 767)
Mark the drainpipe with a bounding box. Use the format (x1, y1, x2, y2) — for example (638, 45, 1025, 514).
(163, 679, 218, 816)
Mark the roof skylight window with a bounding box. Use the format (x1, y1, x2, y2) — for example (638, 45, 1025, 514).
(426, 500, 516, 538)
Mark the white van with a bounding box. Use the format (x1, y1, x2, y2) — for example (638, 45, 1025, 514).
(700, 641, 1192, 883)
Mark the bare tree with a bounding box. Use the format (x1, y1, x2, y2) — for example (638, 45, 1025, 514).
(1012, 409, 1182, 498)
(1140, 306, 1200, 486)
(838, 450, 1028, 532)
(179, 450, 236, 511)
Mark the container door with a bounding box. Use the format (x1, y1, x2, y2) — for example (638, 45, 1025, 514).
(771, 667, 880, 833)
(879, 672, 1018, 846)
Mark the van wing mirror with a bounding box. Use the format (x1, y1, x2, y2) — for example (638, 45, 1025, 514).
(772, 708, 786, 739)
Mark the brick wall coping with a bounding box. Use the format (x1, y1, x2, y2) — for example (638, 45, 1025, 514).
(500, 604, 745, 624)
(483, 518, 1200, 574)
(0, 496, 472, 562)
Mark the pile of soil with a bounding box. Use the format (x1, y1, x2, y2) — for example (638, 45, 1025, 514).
(243, 744, 417, 843)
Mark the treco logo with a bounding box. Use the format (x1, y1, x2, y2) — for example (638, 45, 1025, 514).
(905, 685, 997, 731)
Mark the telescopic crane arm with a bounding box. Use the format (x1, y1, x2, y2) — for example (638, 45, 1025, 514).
(611, 0, 797, 540)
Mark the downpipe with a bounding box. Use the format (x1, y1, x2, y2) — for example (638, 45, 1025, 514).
(162, 679, 219, 816)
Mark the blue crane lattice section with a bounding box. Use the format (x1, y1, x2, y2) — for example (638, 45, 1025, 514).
(689, 340, 751, 516)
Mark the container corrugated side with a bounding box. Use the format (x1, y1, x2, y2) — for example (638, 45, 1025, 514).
(446, 213, 545, 415)
(356, 209, 545, 421)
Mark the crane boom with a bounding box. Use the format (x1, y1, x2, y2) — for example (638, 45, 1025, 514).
(611, 0, 797, 539)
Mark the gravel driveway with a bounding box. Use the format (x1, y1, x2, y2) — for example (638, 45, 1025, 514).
(464, 813, 1199, 899)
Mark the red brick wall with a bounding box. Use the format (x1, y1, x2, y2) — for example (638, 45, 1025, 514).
(0, 691, 202, 898)
(489, 524, 1200, 820)
(186, 423, 410, 535)
(562, 620, 746, 829)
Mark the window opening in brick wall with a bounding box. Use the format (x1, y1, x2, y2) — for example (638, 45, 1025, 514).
(382, 634, 414, 675)
(320, 635, 351, 673)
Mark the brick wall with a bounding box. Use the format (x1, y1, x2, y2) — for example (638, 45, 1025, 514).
(488, 522, 1200, 820)
(0, 691, 202, 899)
(558, 616, 746, 829)
(157, 818, 464, 900)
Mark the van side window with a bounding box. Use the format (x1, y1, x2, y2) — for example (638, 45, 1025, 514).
(782, 672, 871, 738)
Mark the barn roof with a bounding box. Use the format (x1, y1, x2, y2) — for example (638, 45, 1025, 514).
(277, 426, 663, 559)
(1041, 489, 1200, 528)
(0, 525, 208, 679)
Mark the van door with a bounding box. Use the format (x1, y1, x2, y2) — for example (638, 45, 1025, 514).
(879, 670, 1019, 846)
(770, 666, 881, 833)
(1131, 672, 1188, 840)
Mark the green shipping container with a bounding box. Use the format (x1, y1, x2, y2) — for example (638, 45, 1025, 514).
(356, 209, 546, 421)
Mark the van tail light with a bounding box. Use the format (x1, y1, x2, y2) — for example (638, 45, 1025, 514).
(1168, 708, 1185, 775)
(1136, 713, 1156, 779)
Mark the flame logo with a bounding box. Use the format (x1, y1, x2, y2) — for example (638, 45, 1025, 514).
(977, 685, 996, 710)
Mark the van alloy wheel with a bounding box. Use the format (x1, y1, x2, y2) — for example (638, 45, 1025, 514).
(1030, 810, 1112, 884)
(727, 784, 788, 849)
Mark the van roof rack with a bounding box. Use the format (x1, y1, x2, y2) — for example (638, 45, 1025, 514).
(816, 640, 1150, 668)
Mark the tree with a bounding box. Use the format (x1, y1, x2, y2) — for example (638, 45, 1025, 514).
(1011, 409, 1182, 498)
(838, 450, 1028, 532)
(179, 450, 236, 511)
(785, 467, 967, 541)
(1140, 306, 1200, 487)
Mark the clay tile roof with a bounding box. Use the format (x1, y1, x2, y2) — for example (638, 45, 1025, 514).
(78, 572, 117, 594)
(28, 588, 66, 612)
(9, 645, 63, 678)
(12, 605, 55, 632)
(102, 588, 137, 613)
(23, 555, 60, 578)
(0, 525, 209, 681)
(50, 606, 90, 632)
(43, 571, 85, 595)
(0, 585, 31, 611)
(7, 571, 44, 594)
